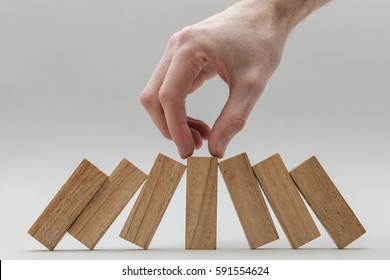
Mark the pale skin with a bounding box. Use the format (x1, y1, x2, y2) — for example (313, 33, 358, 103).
(140, 0, 331, 159)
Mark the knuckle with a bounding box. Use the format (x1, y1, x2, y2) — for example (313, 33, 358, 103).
(158, 87, 171, 106)
(174, 26, 208, 50)
(170, 27, 208, 62)
(228, 113, 247, 133)
(176, 27, 196, 45)
(244, 72, 265, 92)
(167, 32, 179, 48)
(139, 90, 153, 108)
(167, 27, 196, 49)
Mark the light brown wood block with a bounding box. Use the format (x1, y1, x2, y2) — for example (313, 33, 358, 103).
(68, 159, 147, 249)
(253, 154, 320, 248)
(28, 159, 108, 250)
(219, 153, 279, 249)
(120, 154, 186, 249)
(290, 156, 366, 249)
(186, 157, 217, 250)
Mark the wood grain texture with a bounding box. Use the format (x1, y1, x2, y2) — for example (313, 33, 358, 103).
(219, 153, 279, 249)
(28, 159, 108, 250)
(186, 157, 217, 250)
(253, 154, 320, 248)
(68, 159, 147, 249)
(120, 154, 186, 249)
(290, 156, 366, 249)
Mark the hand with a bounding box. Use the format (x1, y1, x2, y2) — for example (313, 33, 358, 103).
(140, 0, 325, 158)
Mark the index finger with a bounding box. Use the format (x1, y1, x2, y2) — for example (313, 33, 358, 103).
(159, 50, 205, 158)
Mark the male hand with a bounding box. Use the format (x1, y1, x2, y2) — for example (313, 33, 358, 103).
(140, 0, 329, 158)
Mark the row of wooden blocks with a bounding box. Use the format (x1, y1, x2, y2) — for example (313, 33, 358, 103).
(28, 153, 365, 250)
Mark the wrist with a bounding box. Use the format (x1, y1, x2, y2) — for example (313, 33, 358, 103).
(238, 0, 331, 34)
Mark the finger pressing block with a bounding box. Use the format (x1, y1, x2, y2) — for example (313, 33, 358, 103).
(68, 159, 147, 249)
(253, 154, 320, 248)
(186, 157, 217, 250)
(120, 154, 186, 249)
(219, 153, 279, 249)
(290, 156, 366, 249)
(28, 159, 108, 250)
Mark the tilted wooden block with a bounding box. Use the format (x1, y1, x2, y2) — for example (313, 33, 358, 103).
(28, 159, 108, 250)
(68, 159, 147, 249)
(120, 154, 186, 249)
(219, 153, 279, 249)
(290, 156, 366, 249)
(253, 154, 320, 248)
(186, 157, 217, 250)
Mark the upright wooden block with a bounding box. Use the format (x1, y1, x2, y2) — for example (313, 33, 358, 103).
(68, 159, 147, 249)
(219, 153, 279, 249)
(186, 157, 217, 250)
(120, 154, 186, 249)
(253, 154, 320, 248)
(290, 156, 366, 248)
(28, 159, 108, 250)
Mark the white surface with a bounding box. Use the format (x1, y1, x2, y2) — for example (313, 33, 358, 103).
(1, 0, 389, 259)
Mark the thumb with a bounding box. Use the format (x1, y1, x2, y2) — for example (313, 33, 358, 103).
(208, 82, 262, 158)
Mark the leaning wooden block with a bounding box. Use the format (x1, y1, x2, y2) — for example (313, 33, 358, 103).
(290, 156, 366, 249)
(28, 159, 108, 250)
(219, 153, 279, 249)
(253, 154, 320, 248)
(68, 159, 147, 249)
(120, 154, 186, 249)
(186, 157, 217, 250)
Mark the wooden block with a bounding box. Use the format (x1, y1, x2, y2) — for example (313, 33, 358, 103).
(28, 159, 108, 250)
(186, 157, 217, 250)
(253, 154, 320, 248)
(68, 159, 147, 249)
(290, 156, 366, 248)
(219, 153, 279, 249)
(120, 154, 186, 249)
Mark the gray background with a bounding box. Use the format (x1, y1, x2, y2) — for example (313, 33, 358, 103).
(1, 0, 389, 259)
